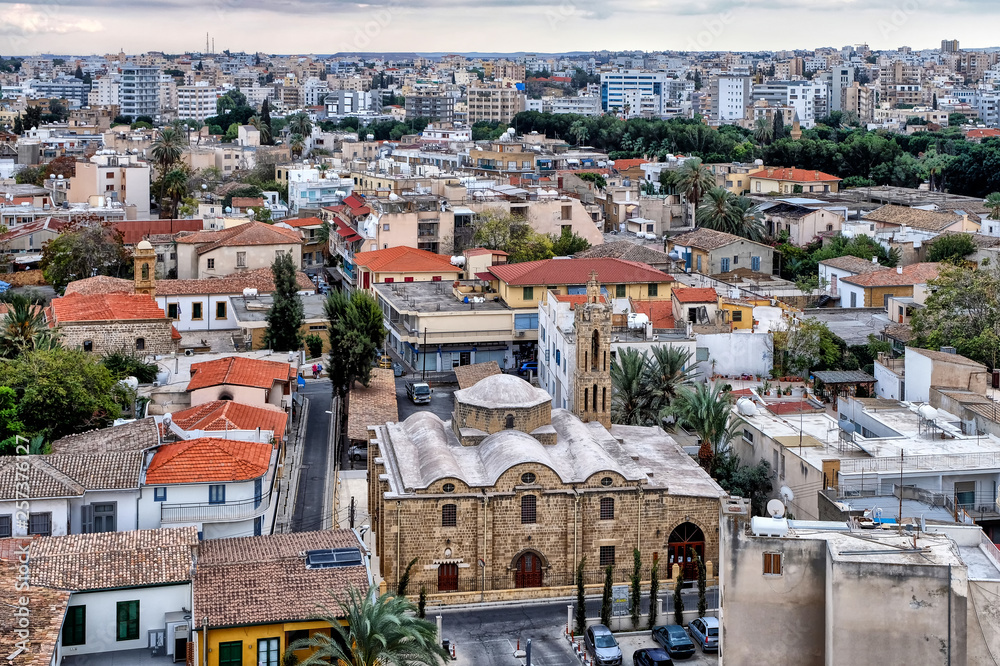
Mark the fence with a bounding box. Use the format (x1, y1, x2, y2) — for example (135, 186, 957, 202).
(838, 451, 1000, 475)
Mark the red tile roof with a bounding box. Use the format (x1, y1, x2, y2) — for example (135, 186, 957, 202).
(629, 299, 676, 328)
(169, 400, 288, 441)
(188, 356, 294, 391)
(752, 167, 841, 183)
(114, 219, 204, 245)
(841, 262, 940, 288)
(464, 248, 509, 257)
(0, 217, 67, 243)
(765, 401, 822, 415)
(281, 216, 324, 228)
(487, 258, 674, 286)
(49, 292, 167, 323)
(612, 158, 649, 171)
(231, 196, 265, 208)
(354, 246, 460, 273)
(175, 221, 302, 255)
(672, 287, 719, 303)
(144, 437, 272, 484)
(966, 129, 1000, 140)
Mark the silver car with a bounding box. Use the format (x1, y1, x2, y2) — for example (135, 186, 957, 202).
(688, 617, 719, 652)
(584, 625, 622, 666)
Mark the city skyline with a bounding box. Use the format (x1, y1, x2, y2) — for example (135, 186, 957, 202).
(2, 0, 1000, 56)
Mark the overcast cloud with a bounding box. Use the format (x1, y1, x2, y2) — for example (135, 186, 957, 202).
(0, 0, 996, 54)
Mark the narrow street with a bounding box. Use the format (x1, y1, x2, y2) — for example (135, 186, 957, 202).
(291, 379, 335, 532)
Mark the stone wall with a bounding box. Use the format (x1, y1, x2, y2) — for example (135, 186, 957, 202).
(452, 399, 552, 443)
(60, 320, 176, 357)
(371, 450, 721, 596)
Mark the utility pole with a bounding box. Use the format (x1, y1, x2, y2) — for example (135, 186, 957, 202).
(349, 496, 356, 529)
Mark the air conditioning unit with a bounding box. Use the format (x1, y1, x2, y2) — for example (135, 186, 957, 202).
(515, 331, 525, 337)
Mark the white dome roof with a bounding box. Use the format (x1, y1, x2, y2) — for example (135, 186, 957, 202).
(136, 240, 153, 250)
(455, 373, 551, 409)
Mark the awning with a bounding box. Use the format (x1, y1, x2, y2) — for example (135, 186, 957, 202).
(345, 234, 363, 243)
(474, 271, 496, 281)
(452, 207, 474, 215)
(336, 227, 356, 238)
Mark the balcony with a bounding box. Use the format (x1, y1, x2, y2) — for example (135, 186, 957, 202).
(161, 494, 269, 524)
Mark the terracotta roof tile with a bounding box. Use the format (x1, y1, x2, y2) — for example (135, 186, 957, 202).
(672, 287, 719, 303)
(29, 527, 198, 591)
(818, 256, 885, 274)
(552, 293, 608, 308)
(114, 219, 204, 245)
(464, 247, 509, 257)
(354, 246, 460, 273)
(629, 299, 676, 328)
(170, 401, 288, 441)
(487, 257, 674, 286)
(453, 362, 503, 390)
(863, 205, 962, 231)
(0, 452, 143, 499)
(612, 158, 649, 170)
(49, 418, 160, 454)
(194, 530, 370, 628)
(347, 368, 398, 441)
(49, 292, 167, 323)
(669, 227, 768, 251)
(188, 355, 294, 391)
(145, 437, 272, 484)
(576, 241, 670, 265)
(841, 262, 940, 288)
(231, 196, 265, 208)
(0, 554, 69, 666)
(282, 216, 324, 228)
(175, 221, 302, 255)
(752, 167, 841, 182)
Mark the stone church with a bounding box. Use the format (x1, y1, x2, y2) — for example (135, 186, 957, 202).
(368, 277, 726, 597)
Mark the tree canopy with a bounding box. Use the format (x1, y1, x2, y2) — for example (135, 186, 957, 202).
(263, 253, 304, 352)
(471, 208, 554, 263)
(41, 223, 132, 293)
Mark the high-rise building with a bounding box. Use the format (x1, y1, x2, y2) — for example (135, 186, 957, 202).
(600, 70, 669, 116)
(119, 66, 161, 119)
(941, 39, 960, 53)
(711, 75, 751, 124)
(177, 81, 218, 121)
(466, 87, 525, 123)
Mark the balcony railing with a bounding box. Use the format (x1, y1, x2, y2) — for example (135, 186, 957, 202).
(161, 494, 269, 524)
(838, 451, 1000, 475)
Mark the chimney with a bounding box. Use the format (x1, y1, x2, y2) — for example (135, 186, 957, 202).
(872, 256, 878, 263)
(896, 266, 903, 274)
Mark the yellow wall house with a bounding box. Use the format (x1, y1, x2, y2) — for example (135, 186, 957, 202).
(192, 530, 372, 666)
(354, 245, 463, 291)
(748, 167, 842, 195)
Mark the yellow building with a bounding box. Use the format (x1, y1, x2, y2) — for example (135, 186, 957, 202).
(748, 167, 842, 195)
(192, 530, 371, 666)
(719, 298, 754, 330)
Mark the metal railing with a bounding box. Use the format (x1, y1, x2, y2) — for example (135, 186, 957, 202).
(981, 531, 1000, 577)
(839, 451, 1000, 474)
(161, 495, 269, 524)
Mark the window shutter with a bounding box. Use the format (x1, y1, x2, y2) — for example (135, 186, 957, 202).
(81, 505, 93, 534)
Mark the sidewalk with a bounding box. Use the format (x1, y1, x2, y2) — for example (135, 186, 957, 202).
(272, 395, 309, 533)
(335, 469, 380, 578)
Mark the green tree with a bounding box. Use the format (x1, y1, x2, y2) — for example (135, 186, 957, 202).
(673, 569, 684, 625)
(771, 318, 839, 377)
(610, 347, 651, 425)
(101, 349, 158, 383)
(986, 193, 1000, 220)
(264, 253, 304, 352)
(259, 98, 274, 145)
(577, 172, 607, 190)
(0, 386, 24, 450)
(666, 157, 714, 224)
(575, 557, 587, 635)
(471, 208, 554, 263)
(289, 133, 305, 158)
(551, 227, 590, 256)
(12, 114, 22, 135)
(772, 111, 786, 141)
(395, 557, 418, 597)
(326, 289, 387, 451)
(713, 456, 774, 516)
(288, 112, 313, 137)
(926, 233, 975, 263)
(630, 549, 642, 630)
(600, 565, 614, 628)
(694, 549, 707, 618)
(41, 223, 132, 293)
(150, 127, 186, 211)
(753, 117, 774, 146)
(163, 168, 189, 219)
(672, 382, 743, 472)
(646, 345, 696, 419)
(0, 348, 122, 440)
(647, 559, 660, 630)
(248, 114, 272, 144)
(417, 586, 427, 619)
(305, 334, 324, 359)
(286, 586, 448, 666)
(569, 120, 589, 146)
(0, 294, 60, 358)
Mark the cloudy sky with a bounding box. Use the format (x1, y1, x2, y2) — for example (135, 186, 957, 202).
(1, 0, 997, 55)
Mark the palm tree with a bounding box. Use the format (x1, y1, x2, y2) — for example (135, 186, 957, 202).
(696, 187, 738, 231)
(289, 112, 313, 137)
(569, 120, 589, 146)
(290, 133, 305, 159)
(645, 345, 696, 419)
(287, 587, 448, 666)
(670, 157, 715, 225)
(163, 168, 189, 219)
(0, 295, 60, 358)
(248, 114, 271, 144)
(730, 197, 767, 242)
(671, 381, 743, 472)
(610, 347, 651, 425)
(985, 192, 1000, 220)
(753, 117, 773, 146)
(150, 127, 186, 214)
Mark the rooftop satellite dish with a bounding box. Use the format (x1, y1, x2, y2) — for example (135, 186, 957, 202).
(780, 485, 794, 502)
(766, 499, 786, 519)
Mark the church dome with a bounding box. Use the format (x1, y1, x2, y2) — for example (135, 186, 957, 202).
(455, 373, 550, 409)
(136, 240, 153, 250)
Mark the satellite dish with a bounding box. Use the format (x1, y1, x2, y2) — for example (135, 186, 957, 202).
(780, 485, 794, 502)
(766, 499, 786, 519)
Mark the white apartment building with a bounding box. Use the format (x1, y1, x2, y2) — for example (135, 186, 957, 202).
(177, 81, 217, 121)
(88, 75, 120, 107)
(712, 75, 752, 124)
(302, 77, 331, 107)
(753, 80, 824, 128)
(600, 70, 670, 116)
(120, 65, 160, 119)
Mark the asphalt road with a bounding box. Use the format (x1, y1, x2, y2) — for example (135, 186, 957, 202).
(438, 590, 719, 666)
(291, 379, 334, 532)
(395, 376, 459, 422)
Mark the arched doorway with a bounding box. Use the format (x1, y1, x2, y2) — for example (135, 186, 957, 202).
(438, 563, 458, 592)
(514, 552, 544, 588)
(667, 522, 705, 581)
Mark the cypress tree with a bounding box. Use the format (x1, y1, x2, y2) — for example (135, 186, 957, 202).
(647, 559, 660, 630)
(673, 569, 685, 625)
(574, 557, 587, 635)
(773, 110, 785, 141)
(260, 99, 274, 146)
(600, 565, 614, 628)
(630, 549, 642, 630)
(263, 253, 304, 352)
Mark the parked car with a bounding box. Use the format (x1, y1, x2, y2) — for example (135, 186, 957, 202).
(518, 361, 538, 376)
(405, 381, 432, 404)
(652, 625, 695, 660)
(584, 625, 622, 666)
(392, 362, 405, 377)
(687, 617, 719, 653)
(376, 354, 393, 369)
(348, 443, 368, 463)
(633, 648, 673, 666)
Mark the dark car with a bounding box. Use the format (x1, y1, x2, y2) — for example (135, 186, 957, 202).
(633, 648, 673, 666)
(518, 361, 538, 376)
(584, 625, 622, 666)
(688, 617, 719, 652)
(652, 624, 696, 659)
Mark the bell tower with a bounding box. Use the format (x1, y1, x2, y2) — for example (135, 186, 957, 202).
(573, 271, 612, 428)
(133, 239, 156, 297)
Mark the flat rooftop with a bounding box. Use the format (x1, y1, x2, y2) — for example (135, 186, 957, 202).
(230, 293, 328, 323)
(374, 280, 510, 313)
